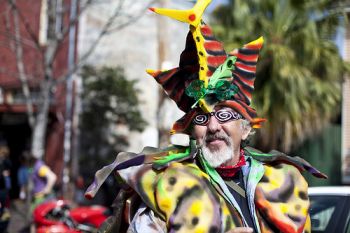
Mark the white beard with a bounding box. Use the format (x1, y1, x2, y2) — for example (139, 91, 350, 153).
(201, 136, 235, 168)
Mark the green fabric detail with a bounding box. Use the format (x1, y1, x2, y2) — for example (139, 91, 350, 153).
(244, 157, 264, 233)
(156, 172, 166, 197)
(189, 139, 197, 151)
(245, 147, 271, 157)
(153, 147, 191, 167)
(247, 158, 265, 183)
(197, 152, 222, 186)
(186, 79, 206, 101)
(185, 56, 238, 108)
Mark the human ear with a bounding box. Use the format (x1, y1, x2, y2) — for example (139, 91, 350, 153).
(191, 125, 200, 144)
(241, 125, 252, 140)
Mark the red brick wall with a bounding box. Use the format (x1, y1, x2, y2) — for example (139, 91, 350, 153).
(0, 0, 43, 88)
(0, 0, 77, 180)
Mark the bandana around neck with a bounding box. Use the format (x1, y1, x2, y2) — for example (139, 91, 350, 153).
(215, 149, 246, 179)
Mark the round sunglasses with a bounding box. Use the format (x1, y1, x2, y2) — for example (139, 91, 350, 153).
(193, 109, 243, 126)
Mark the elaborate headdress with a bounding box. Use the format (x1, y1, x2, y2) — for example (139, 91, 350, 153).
(147, 0, 265, 134)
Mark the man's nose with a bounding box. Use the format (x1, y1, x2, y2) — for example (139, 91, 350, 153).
(207, 115, 221, 132)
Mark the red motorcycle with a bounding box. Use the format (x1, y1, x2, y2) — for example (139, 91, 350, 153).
(33, 199, 109, 233)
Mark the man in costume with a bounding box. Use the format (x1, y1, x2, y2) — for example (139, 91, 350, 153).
(85, 0, 326, 232)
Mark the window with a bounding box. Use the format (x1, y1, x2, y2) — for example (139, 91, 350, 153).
(310, 205, 335, 231)
(346, 214, 350, 233)
(309, 195, 347, 233)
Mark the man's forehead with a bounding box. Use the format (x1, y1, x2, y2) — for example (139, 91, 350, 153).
(197, 106, 234, 113)
(214, 106, 232, 111)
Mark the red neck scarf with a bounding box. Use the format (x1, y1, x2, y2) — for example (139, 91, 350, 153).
(215, 149, 246, 179)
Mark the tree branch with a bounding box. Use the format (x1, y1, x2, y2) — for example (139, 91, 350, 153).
(55, 0, 93, 42)
(55, 0, 158, 85)
(0, 29, 39, 49)
(9, 0, 35, 128)
(43, 0, 95, 70)
(106, 0, 158, 33)
(6, 0, 41, 50)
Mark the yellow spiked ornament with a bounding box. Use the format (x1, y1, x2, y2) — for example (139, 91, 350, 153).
(148, 0, 214, 112)
(247, 36, 264, 47)
(149, 0, 212, 27)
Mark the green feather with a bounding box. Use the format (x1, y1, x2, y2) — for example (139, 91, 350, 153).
(208, 56, 237, 88)
(153, 147, 191, 167)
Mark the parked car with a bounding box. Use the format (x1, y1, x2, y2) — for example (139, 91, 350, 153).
(308, 186, 350, 233)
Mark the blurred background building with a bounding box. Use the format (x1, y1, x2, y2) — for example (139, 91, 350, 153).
(0, 0, 75, 197)
(77, 0, 190, 150)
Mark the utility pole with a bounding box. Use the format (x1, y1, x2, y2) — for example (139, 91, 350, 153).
(156, 0, 170, 147)
(342, 77, 350, 184)
(342, 18, 350, 184)
(63, 0, 78, 198)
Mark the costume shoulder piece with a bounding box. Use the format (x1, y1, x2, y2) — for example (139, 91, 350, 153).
(84, 143, 195, 199)
(245, 147, 327, 179)
(244, 147, 324, 233)
(255, 162, 311, 233)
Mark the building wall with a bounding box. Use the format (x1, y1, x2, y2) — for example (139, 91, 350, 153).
(78, 0, 193, 152)
(0, 0, 75, 180)
(0, 0, 43, 87)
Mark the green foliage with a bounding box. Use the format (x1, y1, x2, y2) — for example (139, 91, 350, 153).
(293, 125, 342, 186)
(79, 65, 146, 170)
(212, 0, 349, 152)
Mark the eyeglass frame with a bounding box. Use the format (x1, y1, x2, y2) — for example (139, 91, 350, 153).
(192, 109, 243, 126)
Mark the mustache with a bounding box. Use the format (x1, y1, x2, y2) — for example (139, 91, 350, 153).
(204, 132, 231, 146)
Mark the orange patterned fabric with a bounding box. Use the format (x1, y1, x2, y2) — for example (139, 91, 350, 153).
(255, 164, 311, 233)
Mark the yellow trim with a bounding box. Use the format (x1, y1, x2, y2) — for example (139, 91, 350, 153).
(198, 99, 212, 113)
(146, 69, 156, 76)
(190, 26, 208, 87)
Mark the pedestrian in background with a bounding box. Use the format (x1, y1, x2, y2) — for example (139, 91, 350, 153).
(0, 141, 11, 233)
(17, 154, 29, 201)
(22, 151, 57, 211)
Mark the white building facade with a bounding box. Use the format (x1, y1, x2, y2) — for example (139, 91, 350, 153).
(78, 0, 196, 151)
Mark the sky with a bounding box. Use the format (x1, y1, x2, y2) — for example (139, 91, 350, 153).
(179, 0, 228, 12)
(207, 0, 228, 12)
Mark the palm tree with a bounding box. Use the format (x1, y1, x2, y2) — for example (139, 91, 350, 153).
(212, 0, 350, 152)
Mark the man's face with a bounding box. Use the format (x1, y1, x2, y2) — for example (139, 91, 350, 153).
(193, 107, 251, 167)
